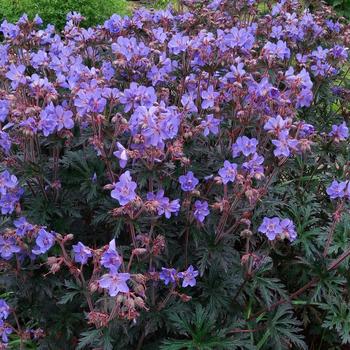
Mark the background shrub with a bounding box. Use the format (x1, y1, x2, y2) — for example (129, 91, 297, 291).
(0, 0, 130, 30)
(326, 0, 350, 18)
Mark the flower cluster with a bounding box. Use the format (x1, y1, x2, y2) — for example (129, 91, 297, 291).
(160, 265, 199, 287)
(0, 300, 11, 346)
(327, 180, 350, 200)
(0, 171, 23, 215)
(258, 217, 297, 242)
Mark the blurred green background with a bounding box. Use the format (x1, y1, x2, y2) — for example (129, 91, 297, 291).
(0, 0, 347, 31)
(0, 0, 131, 29)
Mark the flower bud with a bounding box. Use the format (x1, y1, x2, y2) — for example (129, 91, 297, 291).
(47, 256, 58, 265)
(50, 263, 61, 274)
(134, 297, 146, 308)
(116, 294, 125, 303)
(240, 229, 253, 238)
(133, 248, 147, 256)
(178, 293, 192, 302)
(89, 281, 99, 293)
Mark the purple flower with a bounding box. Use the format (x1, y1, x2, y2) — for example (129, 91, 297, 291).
(99, 272, 130, 296)
(112, 36, 150, 61)
(101, 61, 115, 81)
(0, 20, 20, 39)
(326, 19, 341, 33)
(104, 14, 123, 33)
(31, 50, 49, 69)
(329, 122, 349, 141)
(39, 103, 58, 136)
(242, 153, 265, 179)
(161, 198, 181, 219)
(264, 115, 289, 135)
(0, 130, 11, 153)
(55, 105, 74, 131)
(178, 265, 198, 287)
(73, 242, 92, 265)
(232, 136, 258, 157)
(218, 161, 238, 184)
(326, 180, 347, 199)
(201, 85, 219, 109)
(32, 228, 55, 255)
(299, 122, 315, 138)
(331, 45, 348, 60)
(159, 267, 177, 285)
(0, 319, 12, 343)
(113, 142, 128, 169)
(101, 239, 122, 272)
(0, 236, 20, 260)
(147, 190, 180, 219)
(120, 83, 157, 113)
(263, 40, 290, 60)
(227, 27, 255, 50)
(0, 100, 9, 122)
(168, 33, 189, 54)
(272, 132, 298, 157)
(0, 190, 22, 215)
(258, 217, 282, 240)
(0, 171, 19, 196)
(181, 93, 198, 114)
(111, 171, 137, 206)
(201, 115, 220, 136)
(270, 25, 283, 39)
(297, 88, 313, 108)
(152, 28, 167, 43)
(193, 200, 210, 223)
(0, 171, 22, 215)
(5, 64, 26, 89)
(280, 219, 297, 242)
(0, 300, 10, 320)
(34, 14, 43, 26)
(13, 217, 34, 237)
(179, 171, 199, 192)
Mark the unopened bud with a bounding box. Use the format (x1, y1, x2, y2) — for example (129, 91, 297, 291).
(65, 234, 74, 241)
(116, 294, 125, 303)
(133, 274, 147, 284)
(47, 256, 58, 265)
(133, 248, 147, 256)
(50, 263, 61, 274)
(89, 281, 99, 293)
(178, 293, 192, 302)
(240, 229, 253, 238)
(104, 184, 115, 190)
(134, 284, 146, 297)
(134, 297, 145, 308)
(125, 298, 135, 308)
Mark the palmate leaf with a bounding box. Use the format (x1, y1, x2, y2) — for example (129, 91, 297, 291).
(194, 232, 241, 275)
(77, 329, 102, 350)
(310, 271, 346, 303)
(259, 304, 307, 350)
(248, 257, 288, 308)
(161, 304, 254, 350)
(321, 298, 350, 344)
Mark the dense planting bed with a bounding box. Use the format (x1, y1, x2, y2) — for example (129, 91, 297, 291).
(0, 0, 350, 348)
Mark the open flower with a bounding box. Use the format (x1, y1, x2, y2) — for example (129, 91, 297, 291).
(178, 266, 199, 287)
(99, 272, 130, 297)
(111, 171, 137, 206)
(32, 229, 55, 255)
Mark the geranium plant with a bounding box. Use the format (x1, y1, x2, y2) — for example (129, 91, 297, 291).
(0, 0, 350, 349)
